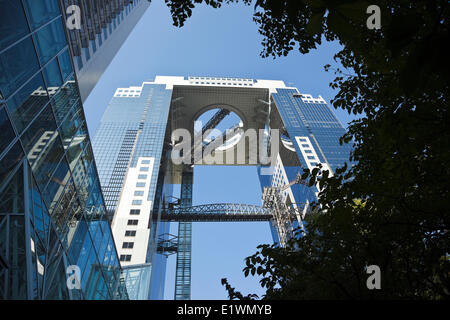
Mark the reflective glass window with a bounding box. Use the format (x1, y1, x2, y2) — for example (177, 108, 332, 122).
(49, 179, 76, 234)
(5, 71, 48, 134)
(8, 215, 27, 298)
(0, 0, 29, 51)
(57, 49, 73, 80)
(42, 156, 70, 213)
(22, 0, 60, 30)
(77, 235, 93, 282)
(81, 245, 99, 290)
(49, 77, 79, 124)
(68, 217, 88, 264)
(65, 125, 88, 170)
(33, 18, 66, 65)
(31, 133, 64, 191)
(0, 106, 16, 154)
(58, 108, 84, 147)
(0, 142, 24, 188)
(0, 36, 39, 99)
(62, 198, 82, 250)
(20, 103, 57, 163)
(0, 163, 24, 213)
(43, 57, 62, 88)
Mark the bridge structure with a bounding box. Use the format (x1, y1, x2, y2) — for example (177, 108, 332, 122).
(156, 198, 308, 299)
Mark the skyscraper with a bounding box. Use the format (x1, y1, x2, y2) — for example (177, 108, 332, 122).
(0, 0, 150, 299)
(60, 0, 151, 101)
(92, 76, 352, 299)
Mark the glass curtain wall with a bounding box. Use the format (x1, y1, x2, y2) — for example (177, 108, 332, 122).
(0, 0, 127, 300)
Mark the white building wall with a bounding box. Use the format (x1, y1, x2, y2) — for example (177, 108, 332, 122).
(112, 157, 155, 266)
(112, 76, 293, 94)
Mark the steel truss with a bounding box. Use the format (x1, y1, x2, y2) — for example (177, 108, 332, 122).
(161, 203, 293, 222)
(174, 170, 193, 300)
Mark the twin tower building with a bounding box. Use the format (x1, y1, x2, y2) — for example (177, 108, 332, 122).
(0, 1, 351, 300)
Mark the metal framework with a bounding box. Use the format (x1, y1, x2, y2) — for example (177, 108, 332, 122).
(174, 171, 193, 300)
(203, 124, 242, 151)
(160, 200, 301, 300)
(156, 233, 178, 257)
(160, 170, 309, 300)
(191, 108, 237, 159)
(161, 203, 281, 222)
(199, 108, 230, 136)
(262, 172, 309, 247)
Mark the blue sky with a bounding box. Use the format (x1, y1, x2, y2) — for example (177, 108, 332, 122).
(83, 1, 358, 299)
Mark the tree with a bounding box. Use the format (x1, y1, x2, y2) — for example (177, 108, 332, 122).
(165, 0, 450, 299)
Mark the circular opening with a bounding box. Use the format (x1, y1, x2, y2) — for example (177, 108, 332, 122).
(194, 107, 244, 151)
(281, 133, 296, 152)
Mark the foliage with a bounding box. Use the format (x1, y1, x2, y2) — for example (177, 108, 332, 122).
(165, 0, 450, 299)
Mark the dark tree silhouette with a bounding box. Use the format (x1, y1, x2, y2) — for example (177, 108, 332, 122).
(166, 0, 450, 299)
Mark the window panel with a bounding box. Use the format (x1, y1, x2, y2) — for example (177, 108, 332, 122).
(22, 0, 60, 30)
(31, 132, 64, 191)
(0, 0, 29, 51)
(49, 77, 80, 124)
(0, 106, 16, 154)
(0, 36, 40, 99)
(0, 162, 24, 213)
(5, 71, 49, 134)
(125, 230, 136, 237)
(43, 57, 62, 88)
(0, 142, 24, 188)
(129, 209, 140, 215)
(42, 156, 70, 214)
(20, 103, 57, 163)
(57, 49, 73, 80)
(67, 217, 88, 264)
(33, 18, 66, 65)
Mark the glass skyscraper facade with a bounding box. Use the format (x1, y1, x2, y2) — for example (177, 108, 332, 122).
(0, 0, 127, 299)
(259, 89, 353, 244)
(60, 0, 151, 101)
(92, 82, 173, 299)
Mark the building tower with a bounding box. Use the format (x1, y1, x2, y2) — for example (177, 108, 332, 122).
(60, 0, 151, 101)
(0, 0, 149, 299)
(92, 76, 353, 299)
